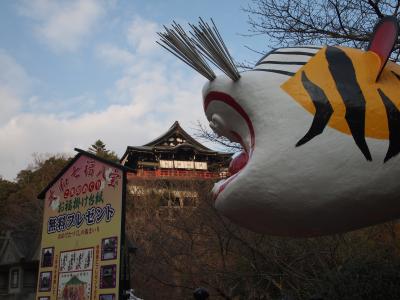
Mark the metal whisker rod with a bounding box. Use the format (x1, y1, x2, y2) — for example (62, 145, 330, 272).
(157, 18, 240, 81)
(190, 18, 240, 81)
(157, 22, 216, 81)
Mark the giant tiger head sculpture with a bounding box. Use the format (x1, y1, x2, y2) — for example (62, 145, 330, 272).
(158, 17, 400, 236)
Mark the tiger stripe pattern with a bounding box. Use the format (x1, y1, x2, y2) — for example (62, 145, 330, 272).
(253, 46, 322, 76)
(256, 45, 400, 163)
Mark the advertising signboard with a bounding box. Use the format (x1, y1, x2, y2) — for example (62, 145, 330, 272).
(36, 149, 126, 300)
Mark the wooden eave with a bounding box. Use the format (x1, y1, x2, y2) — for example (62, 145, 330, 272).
(120, 121, 233, 164)
(143, 121, 212, 151)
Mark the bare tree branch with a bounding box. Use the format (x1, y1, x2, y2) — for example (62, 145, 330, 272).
(193, 121, 242, 153)
(243, 0, 400, 62)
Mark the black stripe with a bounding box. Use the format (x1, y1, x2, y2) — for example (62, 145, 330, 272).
(392, 71, 400, 81)
(281, 46, 322, 50)
(325, 46, 372, 161)
(256, 49, 277, 65)
(256, 61, 307, 66)
(273, 51, 316, 56)
(255, 47, 321, 65)
(296, 71, 333, 146)
(251, 68, 295, 76)
(378, 89, 400, 162)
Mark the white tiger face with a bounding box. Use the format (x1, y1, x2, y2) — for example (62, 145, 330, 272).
(158, 19, 400, 237)
(202, 46, 400, 236)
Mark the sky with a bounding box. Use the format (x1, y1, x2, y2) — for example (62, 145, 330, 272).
(0, 0, 267, 181)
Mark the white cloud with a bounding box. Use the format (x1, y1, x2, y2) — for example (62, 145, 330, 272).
(0, 68, 205, 180)
(96, 44, 135, 66)
(0, 50, 34, 125)
(27, 93, 97, 117)
(0, 88, 21, 126)
(0, 49, 33, 95)
(0, 46, 207, 180)
(127, 16, 160, 55)
(17, 0, 105, 52)
(0, 15, 211, 181)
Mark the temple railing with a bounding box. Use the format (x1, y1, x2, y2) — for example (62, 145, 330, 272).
(127, 169, 229, 180)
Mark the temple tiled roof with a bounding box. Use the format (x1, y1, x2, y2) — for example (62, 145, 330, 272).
(0, 230, 41, 265)
(121, 121, 232, 162)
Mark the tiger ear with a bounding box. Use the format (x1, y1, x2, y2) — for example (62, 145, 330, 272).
(367, 16, 399, 82)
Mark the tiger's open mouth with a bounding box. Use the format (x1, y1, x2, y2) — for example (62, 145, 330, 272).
(204, 91, 255, 199)
(212, 150, 250, 198)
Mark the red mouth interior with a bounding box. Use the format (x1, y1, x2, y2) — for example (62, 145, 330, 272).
(204, 91, 255, 198)
(229, 151, 249, 176)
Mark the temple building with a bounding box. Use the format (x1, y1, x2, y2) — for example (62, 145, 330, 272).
(0, 231, 39, 300)
(121, 121, 232, 215)
(121, 122, 233, 298)
(121, 121, 232, 179)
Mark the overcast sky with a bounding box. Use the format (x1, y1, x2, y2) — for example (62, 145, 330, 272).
(0, 0, 266, 181)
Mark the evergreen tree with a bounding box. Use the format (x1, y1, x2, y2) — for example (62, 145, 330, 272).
(0, 154, 70, 233)
(88, 139, 119, 163)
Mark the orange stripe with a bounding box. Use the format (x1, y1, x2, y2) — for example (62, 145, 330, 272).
(282, 46, 400, 140)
